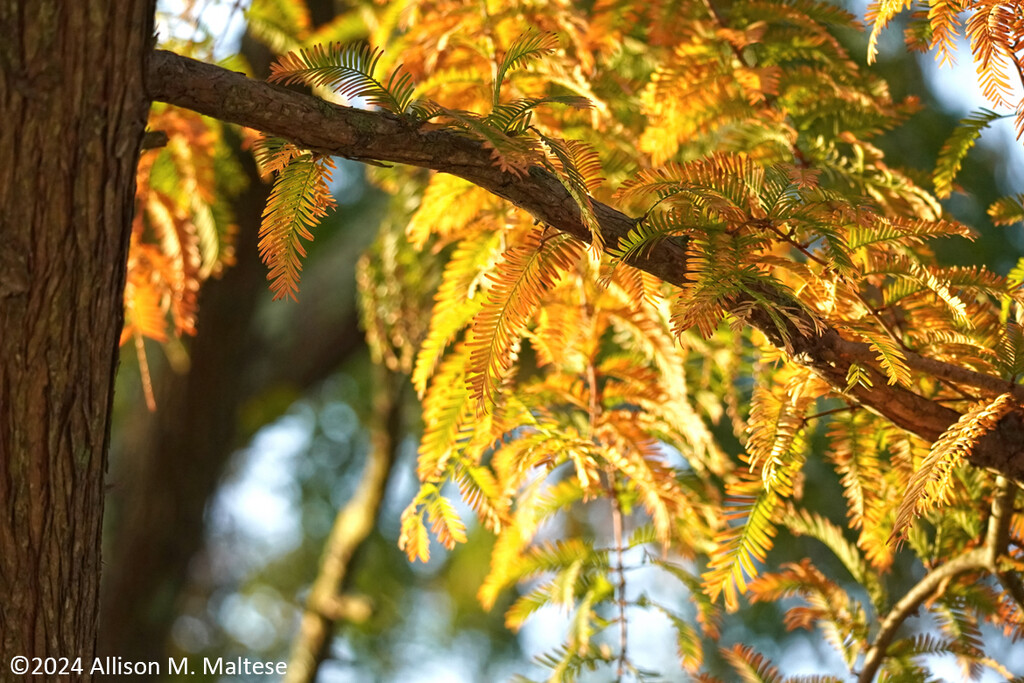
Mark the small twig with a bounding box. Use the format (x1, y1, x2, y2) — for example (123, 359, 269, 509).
(989, 478, 1024, 613)
(999, 568, 1024, 615)
(803, 404, 860, 423)
(140, 129, 169, 150)
(986, 476, 1015, 564)
(284, 366, 403, 683)
(133, 332, 157, 412)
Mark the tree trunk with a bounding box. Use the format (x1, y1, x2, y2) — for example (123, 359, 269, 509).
(0, 0, 154, 676)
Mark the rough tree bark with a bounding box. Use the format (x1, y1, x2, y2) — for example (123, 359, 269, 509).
(0, 0, 155, 676)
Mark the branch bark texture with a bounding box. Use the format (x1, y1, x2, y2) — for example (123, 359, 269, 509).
(147, 49, 1024, 483)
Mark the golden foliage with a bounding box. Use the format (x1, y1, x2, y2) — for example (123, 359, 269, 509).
(465, 229, 584, 409)
(155, 0, 1024, 678)
(890, 393, 1019, 544)
(124, 105, 241, 405)
(254, 138, 337, 300)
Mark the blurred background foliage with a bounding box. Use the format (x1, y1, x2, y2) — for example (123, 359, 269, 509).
(103, 0, 1023, 681)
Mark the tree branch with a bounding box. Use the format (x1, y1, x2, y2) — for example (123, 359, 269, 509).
(146, 49, 1024, 483)
(858, 476, 1021, 682)
(284, 365, 404, 683)
(856, 548, 988, 683)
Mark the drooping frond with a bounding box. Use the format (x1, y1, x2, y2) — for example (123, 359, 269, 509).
(536, 133, 605, 250)
(747, 558, 865, 666)
(890, 393, 1019, 544)
(140, 190, 202, 336)
(926, 0, 967, 65)
(397, 499, 431, 563)
(406, 174, 499, 250)
(452, 461, 508, 533)
(654, 604, 705, 673)
(651, 558, 722, 639)
(478, 477, 587, 611)
(269, 42, 422, 115)
(417, 343, 474, 481)
(933, 109, 1005, 198)
(865, 0, 914, 63)
(600, 418, 691, 544)
(744, 372, 818, 484)
(399, 483, 468, 563)
(252, 134, 303, 176)
(822, 412, 889, 573)
(965, 2, 1021, 117)
(852, 324, 913, 387)
(466, 230, 584, 409)
(995, 322, 1024, 381)
(988, 194, 1024, 226)
(255, 140, 336, 301)
(703, 455, 805, 611)
(538, 135, 604, 195)
(121, 242, 173, 345)
(412, 233, 500, 396)
(721, 643, 783, 683)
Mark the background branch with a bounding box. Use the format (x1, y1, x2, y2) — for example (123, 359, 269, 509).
(284, 365, 405, 683)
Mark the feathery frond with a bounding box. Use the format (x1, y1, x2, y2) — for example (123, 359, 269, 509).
(722, 643, 783, 683)
(890, 393, 1018, 544)
(466, 230, 584, 409)
(493, 31, 560, 107)
(269, 42, 422, 115)
(988, 194, 1024, 226)
(255, 139, 336, 301)
(934, 109, 1005, 198)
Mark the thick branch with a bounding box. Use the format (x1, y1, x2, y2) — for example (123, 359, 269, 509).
(146, 49, 1024, 482)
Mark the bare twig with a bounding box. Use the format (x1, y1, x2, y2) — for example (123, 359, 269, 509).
(989, 478, 1024, 613)
(611, 486, 628, 680)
